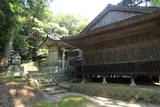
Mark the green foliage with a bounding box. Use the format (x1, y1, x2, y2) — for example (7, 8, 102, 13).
(118, 0, 160, 7)
(152, 0, 160, 7)
(50, 13, 89, 35)
(0, 0, 17, 37)
(13, 34, 29, 60)
(43, 22, 69, 36)
(118, 0, 152, 7)
(118, 0, 135, 6)
(36, 49, 48, 57)
(0, 1, 23, 57)
(0, 0, 88, 63)
(117, 0, 160, 9)
(0, 36, 5, 51)
(76, 21, 88, 33)
(0, 0, 52, 62)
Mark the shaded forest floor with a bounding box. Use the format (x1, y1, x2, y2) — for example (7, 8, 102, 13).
(0, 81, 44, 107)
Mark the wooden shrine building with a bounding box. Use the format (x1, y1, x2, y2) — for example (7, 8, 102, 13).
(40, 34, 82, 72)
(62, 4, 160, 85)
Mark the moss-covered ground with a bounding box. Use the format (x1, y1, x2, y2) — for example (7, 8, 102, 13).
(59, 82, 160, 104)
(0, 76, 28, 82)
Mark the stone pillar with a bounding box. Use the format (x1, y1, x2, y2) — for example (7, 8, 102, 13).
(130, 76, 136, 86)
(102, 76, 107, 84)
(81, 75, 86, 83)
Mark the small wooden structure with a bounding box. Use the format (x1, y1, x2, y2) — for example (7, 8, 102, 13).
(62, 5, 160, 85)
(40, 34, 82, 72)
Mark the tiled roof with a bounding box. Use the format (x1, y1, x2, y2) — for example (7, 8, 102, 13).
(82, 4, 160, 32)
(62, 4, 160, 40)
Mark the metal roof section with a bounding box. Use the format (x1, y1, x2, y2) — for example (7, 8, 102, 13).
(72, 48, 80, 52)
(48, 34, 60, 40)
(70, 57, 83, 62)
(40, 34, 76, 49)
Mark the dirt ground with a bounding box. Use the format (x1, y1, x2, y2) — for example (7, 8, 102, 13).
(0, 81, 159, 107)
(0, 81, 44, 107)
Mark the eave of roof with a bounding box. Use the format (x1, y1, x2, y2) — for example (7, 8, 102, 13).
(39, 35, 60, 48)
(62, 10, 160, 42)
(62, 5, 160, 41)
(82, 4, 160, 33)
(48, 35, 60, 40)
(39, 34, 76, 49)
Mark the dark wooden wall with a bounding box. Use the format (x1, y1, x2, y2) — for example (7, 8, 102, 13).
(82, 20, 160, 76)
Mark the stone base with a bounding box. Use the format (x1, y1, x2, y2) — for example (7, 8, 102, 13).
(130, 76, 136, 86)
(102, 77, 107, 84)
(5, 65, 26, 77)
(81, 76, 87, 83)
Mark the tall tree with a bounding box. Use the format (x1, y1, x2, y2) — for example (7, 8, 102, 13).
(0, 0, 52, 66)
(0, 0, 19, 67)
(50, 13, 88, 35)
(152, 0, 160, 7)
(0, 0, 88, 66)
(118, 0, 152, 7)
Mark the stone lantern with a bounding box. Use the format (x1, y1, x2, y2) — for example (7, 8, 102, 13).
(10, 52, 21, 65)
(6, 50, 25, 77)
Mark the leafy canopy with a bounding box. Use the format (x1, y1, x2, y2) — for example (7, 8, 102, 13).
(118, 0, 160, 7)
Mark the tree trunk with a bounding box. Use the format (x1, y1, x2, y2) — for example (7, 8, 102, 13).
(0, 36, 13, 67)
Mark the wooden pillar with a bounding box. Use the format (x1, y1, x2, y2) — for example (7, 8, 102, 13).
(62, 48, 65, 69)
(81, 40, 86, 83)
(130, 76, 136, 86)
(158, 76, 160, 83)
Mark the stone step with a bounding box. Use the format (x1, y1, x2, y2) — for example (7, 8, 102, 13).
(40, 80, 52, 83)
(45, 86, 62, 90)
(28, 74, 46, 76)
(29, 76, 50, 80)
(29, 78, 49, 82)
(43, 86, 67, 95)
(29, 74, 49, 76)
(28, 70, 52, 73)
(29, 74, 48, 77)
(40, 83, 56, 87)
(39, 78, 57, 82)
(47, 89, 67, 95)
(40, 81, 52, 84)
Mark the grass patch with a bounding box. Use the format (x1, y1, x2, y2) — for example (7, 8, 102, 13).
(0, 76, 29, 82)
(59, 96, 92, 107)
(34, 102, 54, 107)
(63, 83, 160, 104)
